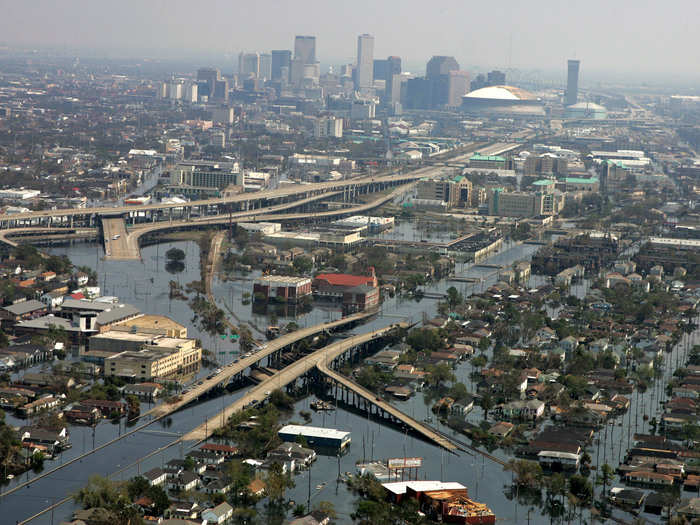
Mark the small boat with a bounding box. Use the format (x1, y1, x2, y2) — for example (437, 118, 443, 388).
(316, 482, 326, 490)
(6, 474, 13, 480)
(311, 400, 335, 411)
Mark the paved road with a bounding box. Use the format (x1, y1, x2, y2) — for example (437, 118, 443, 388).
(101, 217, 131, 259)
(145, 311, 374, 419)
(316, 360, 457, 451)
(0, 227, 97, 247)
(123, 182, 415, 259)
(0, 169, 434, 223)
(182, 322, 406, 442)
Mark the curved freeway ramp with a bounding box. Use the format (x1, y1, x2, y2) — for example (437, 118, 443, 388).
(316, 359, 457, 451)
(182, 321, 457, 452)
(146, 310, 375, 419)
(122, 182, 414, 259)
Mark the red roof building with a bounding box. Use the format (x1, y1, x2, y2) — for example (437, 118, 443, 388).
(313, 267, 377, 291)
(313, 268, 379, 312)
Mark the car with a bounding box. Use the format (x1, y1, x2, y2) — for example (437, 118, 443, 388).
(264, 391, 271, 396)
(182, 389, 190, 394)
(234, 358, 239, 363)
(112, 234, 120, 240)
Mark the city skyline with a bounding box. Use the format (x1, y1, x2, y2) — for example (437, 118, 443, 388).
(3, 0, 700, 84)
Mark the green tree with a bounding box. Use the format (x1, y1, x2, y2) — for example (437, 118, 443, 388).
(447, 382, 469, 404)
(314, 501, 337, 519)
(166, 247, 186, 261)
(406, 328, 442, 352)
(425, 362, 455, 389)
(569, 474, 593, 505)
(599, 463, 615, 498)
(480, 393, 494, 420)
(505, 459, 543, 489)
(74, 474, 123, 510)
(265, 462, 295, 503)
(292, 256, 313, 275)
(446, 286, 463, 310)
(227, 460, 253, 505)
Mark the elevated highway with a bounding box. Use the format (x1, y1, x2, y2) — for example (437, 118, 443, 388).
(182, 323, 404, 441)
(316, 360, 457, 451)
(0, 169, 435, 227)
(145, 310, 375, 419)
(124, 182, 415, 259)
(0, 227, 97, 248)
(183, 321, 457, 451)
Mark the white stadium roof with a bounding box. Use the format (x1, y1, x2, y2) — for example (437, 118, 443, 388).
(464, 85, 537, 101)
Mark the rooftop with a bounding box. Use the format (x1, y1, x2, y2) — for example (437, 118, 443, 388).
(116, 314, 186, 334)
(470, 153, 506, 162)
(465, 85, 537, 101)
(278, 425, 350, 441)
(3, 300, 46, 315)
(564, 177, 599, 184)
(382, 481, 466, 496)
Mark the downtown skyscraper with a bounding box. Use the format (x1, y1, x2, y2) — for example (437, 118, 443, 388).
(356, 34, 374, 95)
(566, 59, 580, 106)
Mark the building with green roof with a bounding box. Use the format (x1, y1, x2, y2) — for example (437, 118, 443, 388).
(561, 177, 599, 192)
(469, 153, 507, 169)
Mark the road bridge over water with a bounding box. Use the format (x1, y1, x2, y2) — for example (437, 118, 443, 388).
(182, 321, 457, 452)
(0, 169, 434, 228)
(145, 310, 375, 419)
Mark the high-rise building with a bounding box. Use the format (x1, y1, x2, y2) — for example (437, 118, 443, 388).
(470, 70, 506, 92)
(487, 70, 506, 85)
(566, 59, 580, 106)
(168, 82, 183, 100)
(426, 56, 459, 80)
(294, 36, 316, 64)
(271, 50, 292, 81)
(387, 73, 403, 104)
(239, 53, 260, 78)
(292, 35, 318, 88)
(185, 83, 198, 103)
(314, 116, 343, 138)
(213, 79, 229, 102)
(386, 56, 401, 77)
(373, 60, 388, 83)
(447, 71, 471, 107)
(158, 82, 168, 99)
(404, 77, 433, 109)
(356, 34, 374, 94)
(259, 54, 272, 81)
(197, 68, 221, 99)
(425, 56, 460, 108)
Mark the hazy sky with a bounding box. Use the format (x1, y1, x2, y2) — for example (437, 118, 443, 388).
(4, 0, 700, 81)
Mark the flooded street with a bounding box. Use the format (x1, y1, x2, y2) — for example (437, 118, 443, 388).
(5, 230, 695, 524)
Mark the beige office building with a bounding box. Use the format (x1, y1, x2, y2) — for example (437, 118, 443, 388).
(104, 338, 201, 381)
(489, 188, 565, 217)
(416, 177, 472, 207)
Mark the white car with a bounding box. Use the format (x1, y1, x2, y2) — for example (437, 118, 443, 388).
(112, 234, 120, 240)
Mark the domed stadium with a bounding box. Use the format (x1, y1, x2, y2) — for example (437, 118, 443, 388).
(461, 85, 544, 116)
(565, 101, 608, 120)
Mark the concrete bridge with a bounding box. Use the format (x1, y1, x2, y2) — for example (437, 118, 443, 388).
(183, 321, 457, 451)
(0, 169, 435, 229)
(145, 310, 376, 419)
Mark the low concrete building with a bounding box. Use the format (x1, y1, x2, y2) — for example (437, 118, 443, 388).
(253, 275, 312, 303)
(104, 338, 201, 381)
